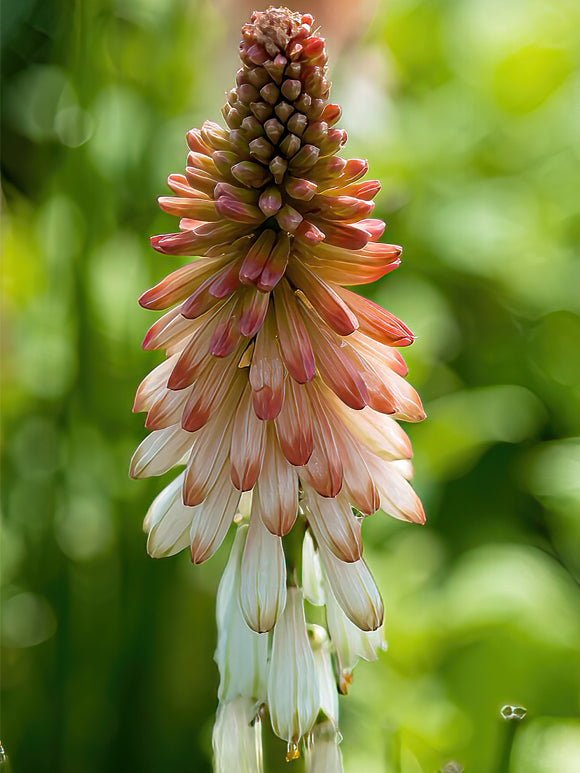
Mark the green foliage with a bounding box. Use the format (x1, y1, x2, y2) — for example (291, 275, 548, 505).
(1, 0, 579, 771)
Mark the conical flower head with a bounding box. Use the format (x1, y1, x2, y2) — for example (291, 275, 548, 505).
(131, 6, 424, 606)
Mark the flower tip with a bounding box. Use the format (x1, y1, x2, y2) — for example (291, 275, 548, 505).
(338, 672, 352, 694)
(302, 35, 324, 58)
(166, 368, 189, 391)
(144, 413, 164, 431)
(190, 543, 209, 565)
(396, 333, 415, 347)
(405, 494, 427, 525)
(345, 158, 369, 180)
(138, 288, 159, 310)
(296, 219, 325, 245)
(285, 743, 300, 762)
(141, 329, 156, 350)
(149, 234, 167, 253)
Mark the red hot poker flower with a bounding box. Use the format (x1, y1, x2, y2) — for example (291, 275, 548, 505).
(131, 6, 425, 765)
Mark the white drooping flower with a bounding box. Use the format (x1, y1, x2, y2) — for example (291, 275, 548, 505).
(212, 697, 263, 773)
(267, 587, 320, 747)
(143, 472, 191, 558)
(215, 526, 268, 703)
(325, 582, 386, 693)
(310, 625, 339, 728)
(316, 535, 384, 631)
(305, 720, 344, 773)
(302, 529, 325, 607)
(240, 492, 287, 633)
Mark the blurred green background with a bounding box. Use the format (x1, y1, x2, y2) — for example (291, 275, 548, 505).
(2, 0, 579, 771)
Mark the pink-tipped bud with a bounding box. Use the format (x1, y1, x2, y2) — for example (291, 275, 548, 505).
(240, 115, 264, 138)
(236, 83, 259, 105)
(316, 195, 375, 220)
(208, 263, 241, 299)
(269, 156, 288, 184)
(342, 180, 381, 200)
(200, 120, 230, 149)
(215, 196, 263, 224)
(281, 79, 302, 101)
(294, 92, 312, 113)
(318, 127, 347, 155)
(287, 112, 308, 137)
(275, 101, 294, 123)
(247, 65, 270, 89)
(184, 167, 217, 196)
(279, 133, 301, 159)
(250, 101, 273, 122)
(295, 219, 325, 246)
(260, 83, 280, 105)
(231, 161, 271, 188)
(264, 118, 284, 144)
(256, 232, 290, 292)
(211, 150, 238, 178)
(303, 121, 328, 145)
(289, 144, 320, 175)
(359, 218, 386, 241)
(246, 43, 268, 65)
(320, 221, 371, 251)
(249, 136, 274, 164)
(320, 103, 341, 126)
(287, 40, 303, 59)
(285, 176, 317, 201)
(258, 185, 283, 216)
(276, 204, 303, 233)
(239, 230, 277, 285)
(209, 314, 240, 357)
(213, 182, 257, 205)
(308, 155, 345, 183)
(264, 55, 286, 84)
(223, 106, 243, 129)
(186, 129, 208, 154)
(302, 36, 325, 59)
(341, 158, 369, 184)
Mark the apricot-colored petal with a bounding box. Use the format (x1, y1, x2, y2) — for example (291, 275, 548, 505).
(336, 286, 414, 346)
(299, 383, 342, 498)
(249, 310, 285, 420)
(189, 469, 241, 564)
(181, 354, 245, 433)
(286, 258, 358, 336)
(303, 488, 362, 563)
(301, 306, 368, 410)
(274, 378, 314, 466)
(257, 425, 298, 536)
(273, 280, 315, 384)
(139, 259, 225, 311)
(230, 386, 267, 491)
(238, 287, 270, 338)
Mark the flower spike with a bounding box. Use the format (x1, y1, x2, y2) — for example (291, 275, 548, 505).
(132, 6, 426, 767)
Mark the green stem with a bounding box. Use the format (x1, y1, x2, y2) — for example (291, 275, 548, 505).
(282, 514, 307, 586)
(496, 706, 527, 773)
